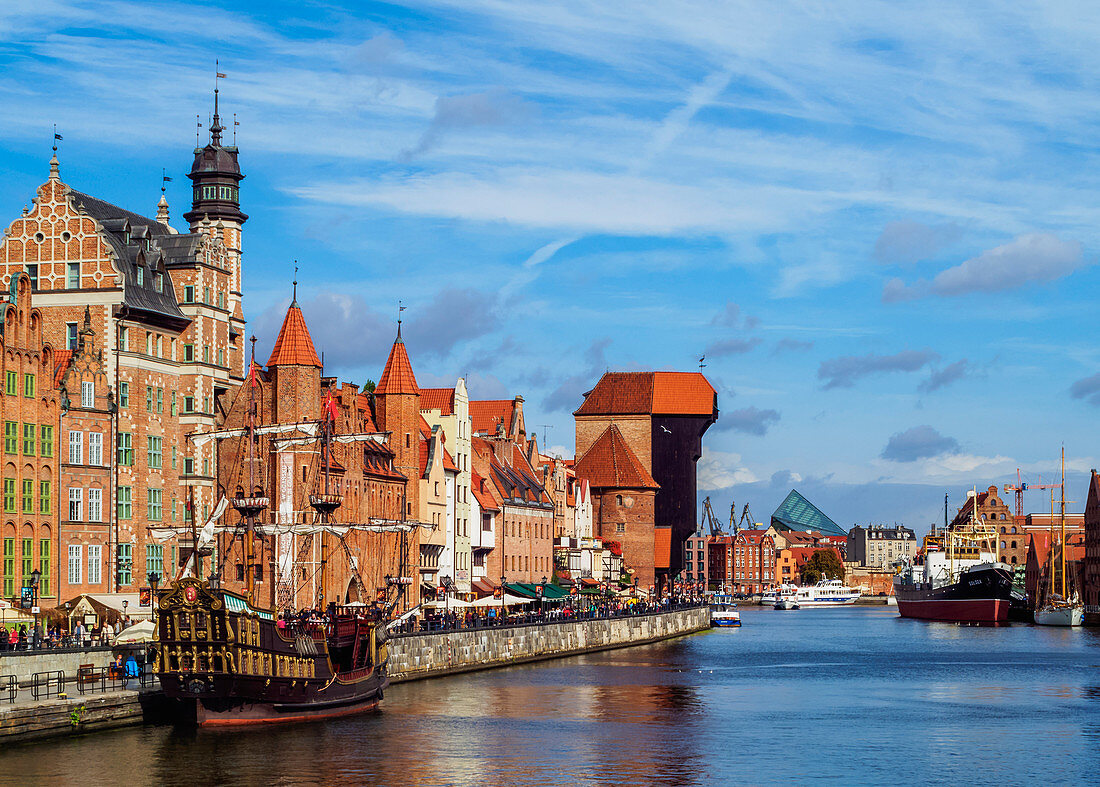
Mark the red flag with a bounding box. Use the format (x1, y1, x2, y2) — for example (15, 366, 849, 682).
(324, 392, 338, 423)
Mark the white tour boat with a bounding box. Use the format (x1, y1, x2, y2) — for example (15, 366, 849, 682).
(792, 579, 861, 607)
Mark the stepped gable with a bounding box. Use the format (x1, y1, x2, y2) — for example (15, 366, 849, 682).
(66, 189, 191, 330)
(420, 387, 455, 415)
(574, 371, 716, 416)
(575, 424, 658, 490)
(376, 331, 419, 395)
(266, 302, 321, 367)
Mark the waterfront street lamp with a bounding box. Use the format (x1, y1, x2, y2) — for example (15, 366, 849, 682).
(29, 568, 41, 649)
(147, 572, 160, 614)
(500, 574, 507, 622)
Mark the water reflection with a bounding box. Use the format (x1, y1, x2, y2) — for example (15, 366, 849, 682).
(4, 609, 1100, 785)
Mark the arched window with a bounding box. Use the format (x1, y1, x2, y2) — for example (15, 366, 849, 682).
(1000, 527, 1006, 534)
(1011, 541, 1016, 549)
(616, 494, 623, 506)
(1000, 541, 1006, 549)
(1010, 526, 1017, 534)
(1011, 556, 1017, 564)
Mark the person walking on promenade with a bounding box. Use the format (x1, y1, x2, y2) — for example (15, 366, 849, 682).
(7, 625, 16, 649)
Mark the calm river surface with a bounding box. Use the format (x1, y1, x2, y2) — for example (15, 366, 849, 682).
(5, 605, 1100, 785)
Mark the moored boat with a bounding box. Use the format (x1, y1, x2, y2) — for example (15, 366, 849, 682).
(792, 579, 860, 607)
(774, 598, 799, 610)
(1033, 449, 1084, 628)
(710, 594, 741, 627)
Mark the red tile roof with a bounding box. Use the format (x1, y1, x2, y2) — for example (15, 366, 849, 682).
(471, 470, 500, 511)
(53, 350, 73, 385)
(376, 335, 419, 395)
(574, 371, 716, 416)
(420, 387, 455, 415)
(470, 399, 514, 435)
(266, 304, 321, 367)
(574, 425, 658, 490)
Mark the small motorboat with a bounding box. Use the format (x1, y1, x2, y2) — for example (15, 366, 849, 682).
(710, 594, 741, 627)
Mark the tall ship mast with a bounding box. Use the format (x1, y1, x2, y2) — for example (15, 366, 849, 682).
(150, 338, 420, 725)
(1034, 448, 1084, 627)
(893, 487, 1014, 624)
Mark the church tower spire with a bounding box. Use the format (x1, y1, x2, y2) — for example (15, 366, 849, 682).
(183, 67, 246, 229)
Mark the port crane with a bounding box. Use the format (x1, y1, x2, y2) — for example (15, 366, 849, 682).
(701, 497, 723, 536)
(1003, 467, 1061, 521)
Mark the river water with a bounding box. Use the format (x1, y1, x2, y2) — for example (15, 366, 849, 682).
(5, 605, 1100, 785)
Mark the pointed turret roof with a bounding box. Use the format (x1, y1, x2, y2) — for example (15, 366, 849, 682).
(575, 424, 658, 490)
(266, 303, 321, 367)
(376, 329, 419, 395)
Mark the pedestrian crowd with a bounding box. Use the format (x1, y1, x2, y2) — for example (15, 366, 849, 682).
(414, 594, 706, 634)
(0, 616, 135, 651)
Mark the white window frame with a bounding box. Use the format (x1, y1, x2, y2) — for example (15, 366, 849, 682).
(68, 430, 83, 465)
(88, 544, 102, 585)
(68, 544, 82, 585)
(88, 488, 102, 523)
(88, 432, 103, 466)
(68, 487, 82, 522)
(81, 380, 94, 408)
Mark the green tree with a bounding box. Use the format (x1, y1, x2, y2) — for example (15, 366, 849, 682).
(800, 549, 844, 584)
(362, 380, 376, 393)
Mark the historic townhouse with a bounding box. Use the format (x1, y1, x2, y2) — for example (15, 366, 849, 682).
(56, 307, 116, 598)
(730, 529, 776, 594)
(0, 272, 60, 606)
(473, 435, 554, 585)
(420, 380, 472, 593)
(0, 100, 245, 596)
(214, 305, 418, 611)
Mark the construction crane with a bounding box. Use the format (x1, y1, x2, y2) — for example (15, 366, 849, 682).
(739, 504, 755, 530)
(1003, 467, 1061, 521)
(700, 497, 723, 537)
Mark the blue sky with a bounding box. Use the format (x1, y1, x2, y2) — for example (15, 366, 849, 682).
(3, 1, 1100, 533)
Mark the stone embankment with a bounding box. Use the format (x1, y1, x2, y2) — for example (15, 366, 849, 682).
(0, 606, 710, 743)
(387, 606, 710, 683)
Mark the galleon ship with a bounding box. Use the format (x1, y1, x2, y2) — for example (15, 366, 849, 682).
(152, 351, 417, 725)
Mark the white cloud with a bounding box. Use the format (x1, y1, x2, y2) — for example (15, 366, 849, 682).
(697, 448, 759, 489)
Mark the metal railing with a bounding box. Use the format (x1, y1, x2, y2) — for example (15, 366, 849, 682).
(393, 599, 709, 637)
(30, 670, 64, 701)
(0, 674, 16, 704)
(76, 666, 128, 695)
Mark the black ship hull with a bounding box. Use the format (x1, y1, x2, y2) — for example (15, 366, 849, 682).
(893, 564, 1014, 624)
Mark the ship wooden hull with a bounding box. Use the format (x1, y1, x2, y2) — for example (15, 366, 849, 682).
(155, 579, 390, 727)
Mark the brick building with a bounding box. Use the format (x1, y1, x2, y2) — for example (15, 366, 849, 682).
(0, 100, 246, 599)
(950, 486, 1011, 559)
(213, 312, 420, 612)
(997, 513, 1084, 568)
(57, 305, 115, 599)
(1083, 471, 1100, 625)
(574, 424, 659, 589)
(730, 529, 776, 594)
(0, 272, 61, 606)
(473, 435, 554, 585)
(574, 371, 717, 593)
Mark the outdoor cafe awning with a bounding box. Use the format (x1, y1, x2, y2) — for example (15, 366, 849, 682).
(470, 594, 531, 607)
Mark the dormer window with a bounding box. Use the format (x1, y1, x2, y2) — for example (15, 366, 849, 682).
(136, 267, 144, 286)
(122, 230, 129, 244)
(154, 272, 163, 293)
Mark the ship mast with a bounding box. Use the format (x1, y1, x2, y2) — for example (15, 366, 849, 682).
(1060, 446, 1066, 600)
(230, 336, 270, 608)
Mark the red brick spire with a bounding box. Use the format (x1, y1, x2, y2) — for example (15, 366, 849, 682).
(376, 328, 419, 395)
(266, 303, 321, 367)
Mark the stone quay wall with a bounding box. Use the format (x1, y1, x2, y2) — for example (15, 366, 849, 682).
(0, 687, 168, 744)
(0, 646, 122, 686)
(386, 606, 709, 683)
